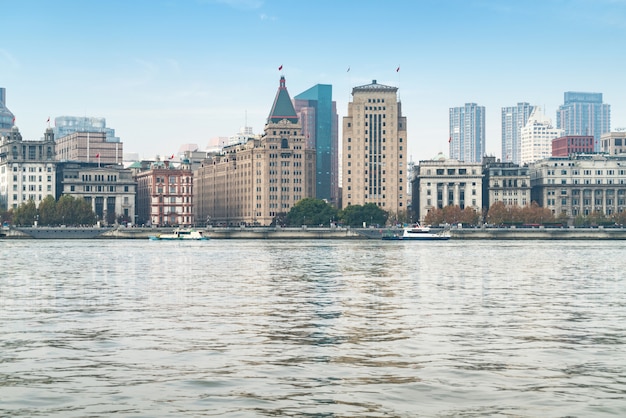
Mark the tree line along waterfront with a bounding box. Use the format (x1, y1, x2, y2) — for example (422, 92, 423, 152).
(3, 196, 626, 229)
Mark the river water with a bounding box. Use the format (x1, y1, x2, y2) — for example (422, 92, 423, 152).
(1, 239, 625, 417)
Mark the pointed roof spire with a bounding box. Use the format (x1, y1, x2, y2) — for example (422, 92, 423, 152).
(268, 76, 298, 124)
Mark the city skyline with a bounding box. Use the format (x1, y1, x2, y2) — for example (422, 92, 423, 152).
(2, 0, 626, 163)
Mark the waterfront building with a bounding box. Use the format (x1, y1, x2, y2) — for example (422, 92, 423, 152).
(53, 116, 120, 144)
(552, 135, 594, 157)
(600, 131, 626, 156)
(0, 88, 16, 134)
(520, 107, 563, 165)
(194, 76, 316, 226)
(413, 154, 483, 223)
(57, 161, 136, 224)
(556, 92, 610, 152)
(342, 80, 408, 221)
(294, 84, 339, 205)
(482, 156, 531, 213)
(0, 127, 56, 210)
(135, 159, 194, 226)
(56, 131, 123, 165)
(501, 102, 535, 164)
(530, 155, 626, 218)
(449, 103, 485, 163)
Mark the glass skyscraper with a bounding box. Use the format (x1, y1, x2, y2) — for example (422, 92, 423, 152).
(449, 103, 485, 163)
(501, 102, 535, 164)
(556, 92, 610, 152)
(0, 88, 16, 134)
(294, 84, 339, 205)
(53, 116, 120, 143)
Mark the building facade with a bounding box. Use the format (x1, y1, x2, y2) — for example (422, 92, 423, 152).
(600, 131, 626, 156)
(342, 80, 408, 219)
(57, 161, 136, 224)
(0, 127, 56, 210)
(449, 103, 485, 163)
(56, 131, 124, 165)
(294, 84, 339, 205)
(501, 102, 535, 164)
(194, 76, 316, 226)
(520, 107, 563, 165)
(552, 135, 594, 157)
(530, 155, 626, 218)
(556, 92, 610, 152)
(413, 156, 483, 222)
(53, 116, 120, 144)
(136, 160, 194, 226)
(482, 157, 531, 213)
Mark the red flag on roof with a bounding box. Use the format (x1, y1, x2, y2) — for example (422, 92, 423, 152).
(278, 65, 283, 71)
(396, 66, 400, 72)
(170, 154, 175, 159)
(95, 153, 100, 158)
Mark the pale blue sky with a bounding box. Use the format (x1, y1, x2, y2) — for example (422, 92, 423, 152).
(2, 0, 626, 162)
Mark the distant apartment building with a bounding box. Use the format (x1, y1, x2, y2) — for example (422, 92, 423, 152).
(449, 103, 485, 163)
(0, 127, 56, 210)
(0, 87, 16, 134)
(194, 76, 316, 226)
(552, 135, 594, 157)
(530, 155, 626, 218)
(342, 80, 408, 219)
(136, 160, 194, 226)
(56, 131, 123, 165)
(294, 84, 339, 205)
(501, 102, 535, 164)
(54, 116, 120, 143)
(482, 156, 531, 213)
(413, 155, 483, 222)
(520, 107, 563, 165)
(57, 161, 136, 224)
(556, 92, 610, 152)
(600, 131, 626, 155)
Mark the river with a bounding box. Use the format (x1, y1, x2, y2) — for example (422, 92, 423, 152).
(1, 239, 625, 417)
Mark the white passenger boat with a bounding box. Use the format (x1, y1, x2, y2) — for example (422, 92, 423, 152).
(149, 228, 209, 241)
(383, 224, 450, 241)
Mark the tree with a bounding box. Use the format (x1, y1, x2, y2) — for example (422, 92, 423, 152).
(338, 203, 388, 227)
(442, 205, 462, 224)
(613, 211, 626, 226)
(460, 207, 480, 226)
(286, 198, 338, 226)
(424, 208, 443, 226)
(38, 195, 58, 225)
(13, 200, 37, 226)
(486, 201, 509, 225)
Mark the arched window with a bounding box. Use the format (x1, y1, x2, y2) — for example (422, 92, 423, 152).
(281, 138, 288, 149)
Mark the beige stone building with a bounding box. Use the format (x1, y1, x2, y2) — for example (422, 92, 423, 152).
(600, 131, 626, 156)
(56, 131, 123, 165)
(342, 80, 408, 221)
(194, 76, 316, 226)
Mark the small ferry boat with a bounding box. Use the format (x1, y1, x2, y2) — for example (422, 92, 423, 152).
(383, 224, 450, 241)
(149, 228, 209, 241)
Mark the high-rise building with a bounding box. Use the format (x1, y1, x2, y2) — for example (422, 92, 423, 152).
(449, 103, 485, 163)
(342, 80, 408, 219)
(194, 76, 316, 226)
(520, 107, 563, 165)
(501, 102, 535, 164)
(556, 92, 610, 152)
(0, 88, 16, 134)
(294, 84, 339, 205)
(53, 116, 120, 143)
(55, 131, 123, 165)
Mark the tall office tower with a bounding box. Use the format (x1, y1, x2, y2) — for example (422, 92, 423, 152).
(449, 103, 485, 163)
(556, 92, 610, 152)
(520, 107, 563, 165)
(501, 102, 535, 164)
(342, 80, 408, 219)
(0, 88, 16, 134)
(54, 116, 121, 143)
(294, 84, 339, 205)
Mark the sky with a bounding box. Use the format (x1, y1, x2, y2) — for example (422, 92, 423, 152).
(2, 0, 626, 163)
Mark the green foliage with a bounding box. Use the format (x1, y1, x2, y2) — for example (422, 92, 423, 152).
(13, 200, 37, 226)
(286, 198, 338, 226)
(338, 203, 388, 227)
(38, 195, 58, 225)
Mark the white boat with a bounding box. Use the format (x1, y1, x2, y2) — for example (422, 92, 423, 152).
(149, 228, 209, 241)
(383, 224, 450, 241)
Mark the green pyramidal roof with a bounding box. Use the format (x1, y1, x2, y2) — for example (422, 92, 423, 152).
(268, 76, 298, 124)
